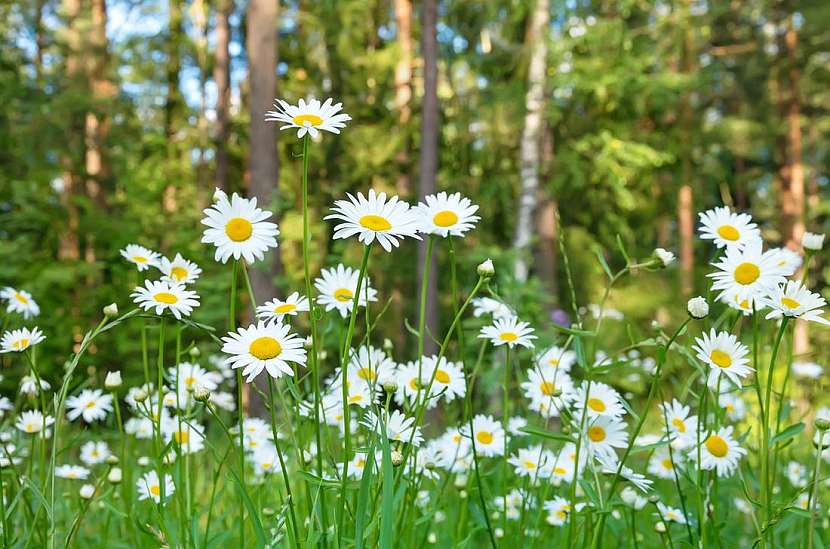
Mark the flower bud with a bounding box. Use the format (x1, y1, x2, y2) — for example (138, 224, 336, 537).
(103, 303, 119, 319)
(106, 455, 119, 465)
(383, 338, 394, 352)
(108, 467, 122, 484)
(459, 489, 468, 499)
(654, 521, 666, 534)
(383, 381, 399, 393)
(391, 450, 404, 467)
(189, 346, 201, 359)
(815, 417, 830, 431)
(79, 484, 95, 499)
(193, 385, 211, 403)
(494, 528, 504, 539)
(654, 248, 675, 268)
(304, 336, 313, 350)
(104, 371, 122, 390)
(427, 533, 437, 544)
(454, 474, 468, 488)
(648, 494, 660, 504)
(137, 456, 150, 467)
(802, 232, 825, 251)
(687, 296, 709, 319)
(477, 258, 495, 278)
(133, 389, 149, 403)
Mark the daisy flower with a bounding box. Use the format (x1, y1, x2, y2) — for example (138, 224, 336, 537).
(479, 316, 536, 349)
(157, 253, 202, 285)
(536, 346, 577, 372)
(647, 450, 679, 480)
(692, 329, 753, 387)
(761, 281, 830, 325)
(621, 486, 648, 510)
(221, 320, 307, 382)
(201, 192, 279, 264)
(66, 389, 113, 423)
(136, 470, 175, 504)
(521, 366, 575, 413)
(596, 454, 653, 493)
(19, 374, 50, 396)
(419, 355, 466, 404)
(717, 291, 756, 316)
(0, 397, 12, 417)
(416, 192, 480, 238)
(509, 445, 553, 478)
(325, 189, 421, 252)
(791, 361, 823, 379)
(768, 246, 803, 276)
(169, 362, 222, 400)
(337, 346, 397, 391)
(55, 465, 90, 480)
(659, 399, 698, 449)
(131, 280, 199, 319)
(708, 239, 788, 305)
(0, 327, 45, 353)
(0, 287, 40, 318)
(574, 382, 626, 419)
(582, 416, 629, 461)
(120, 244, 160, 271)
(265, 97, 351, 139)
(434, 428, 472, 473)
(80, 441, 111, 466)
(698, 206, 760, 249)
(786, 461, 808, 488)
(546, 452, 576, 485)
(718, 392, 746, 421)
(163, 420, 206, 454)
(256, 292, 310, 322)
(544, 497, 573, 526)
(361, 409, 423, 447)
(656, 502, 687, 524)
(252, 444, 284, 476)
(462, 414, 505, 457)
(16, 410, 54, 434)
(698, 426, 746, 477)
(315, 264, 378, 318)
(471, 297, 514, 319)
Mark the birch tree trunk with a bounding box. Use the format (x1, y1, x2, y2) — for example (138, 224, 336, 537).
(418, 0, 439, 354)
(677, 2, 696, 297)
(512, 0, 549, 282)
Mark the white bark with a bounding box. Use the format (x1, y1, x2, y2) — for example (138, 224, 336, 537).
(513, 0, 549, 282)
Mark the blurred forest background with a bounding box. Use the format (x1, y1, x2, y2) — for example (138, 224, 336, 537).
(1, 0, 829, 377)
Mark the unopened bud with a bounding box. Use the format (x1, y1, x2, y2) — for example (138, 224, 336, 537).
(477, 259, 495, 278)
(391, 450, 404, 467)
(107, 467, 122, 484)
(106, 455, 119, 465)
(193, 385, 211, 403)
(654, 521, 666, 533)
(687, 296, 709, 320)
(133, 389, 149, 403)
(383, 381, 399, 393)
(815, 418, 830, 431)
(494, 528, 504, 539)
(189, 346, 201, 359)
(654, 248, 675, 268)
(79, 484, 95, 499)
(383, 338, 394, 352)
(103, 303, 119, 319)
(802, 232, 825, 251)
(105, 371, 122, 390)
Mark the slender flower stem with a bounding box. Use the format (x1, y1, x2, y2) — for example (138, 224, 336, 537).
(337, 244, 371, 545)
(502, 345, 511, 537)
(229, 259, 246, 546)
(590, 318, 691, 548)
(415, 235, 435, 411)
(268, 378, 302, 548)
(807, 427, 825, 549)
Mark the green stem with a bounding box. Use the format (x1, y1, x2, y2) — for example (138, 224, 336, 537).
(229, 259, 246, 546)
(268, 378, 301, 548)
(502, 345, 511, 537)
(807, 428, 825, 549)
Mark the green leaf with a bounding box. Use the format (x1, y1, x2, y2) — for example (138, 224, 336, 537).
(379, 430, 395, 549)
(520, 425, 575, 443)
(355, 446, 376, 549)
(769, 422, 804, 447)
(227, 470, 266, 548)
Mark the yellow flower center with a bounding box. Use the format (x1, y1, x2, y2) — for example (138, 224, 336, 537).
(738, 298, 750, 309)
(292, 113, 323, 127)
(13, 339, 29, 350)
(132, 255, 148, 264)
(348, 394, 363, 404)
(661, 458, 674, 470)
(717, 225, 740, 241)
(476, 431, 494, 445)
(433, 210, 459, 227)
(671, 418, 686, 433)
(261, 462, 273, 470)
(275, 303, 297, 314)
(359, 215, 392, 232)
(725, 404, 734, 413)
(452, 433, 462, 443)
(499, 332, 518, 342)
(67, 472, 77, 479)
(249, 336, 282, 360)
(588, 426, 606, 442)
(587, 398, 606, 412)
(553, 467, 566, 475)
(14, 292, 28, 304)
(225, 217, 253, 242)
(733, 262, 760, 285)
(170, 266, 188, 281)
(435, 370, 450, 384)
(357, 367, 376, 381)
(85, 401, 96, 409)
(781, 297, 800, 309)
(540, 381, 556, 396)
(154, 292, 179, 304)
(523, 460, 537, 470)
(149, 484, 161, 496)
(185, 376, 196, 386)
(409, 378, 420, 390)
(705, 434, 728, 458)
(25, 423, 34, 433)
(174, 430, 190, 444)
(334, 288, 353, 302)
(548, 358, 560, 366)
(710, 350, 732, 369)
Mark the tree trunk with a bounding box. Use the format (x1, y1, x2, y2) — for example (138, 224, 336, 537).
(164, 0, 184, 213)
(393, 0, 413, 197)
(677, 3, 696, 297)
(778, 15, 807, 355)
(214, 0, 233, 192)
(418, 0, 439, 355)
(535, 124, 557, 307)
(247, 0, 281, 415)
(512, 0, 549, 282)
(192, 0, 210, 190)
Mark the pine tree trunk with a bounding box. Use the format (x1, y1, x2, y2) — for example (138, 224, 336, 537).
(418, 0, 439, 355)
(677, 3, 696, 297)
(246, 0, 281, 415)
(535, 125, 558, 305)
(513, 0, 549, 282)
(214, 0, 233, 192)
(164, 0, 184, 213)
(394, 0, 413, 197)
